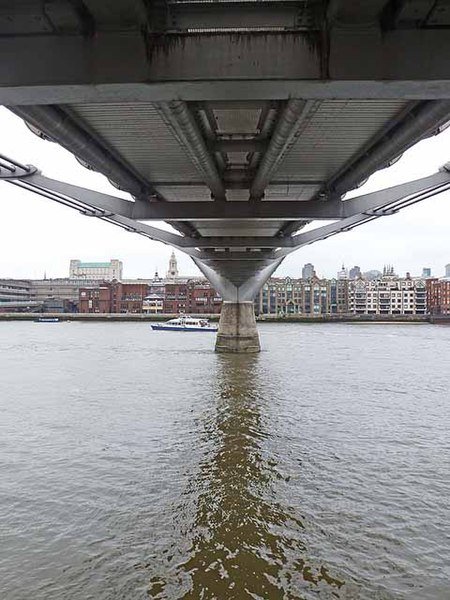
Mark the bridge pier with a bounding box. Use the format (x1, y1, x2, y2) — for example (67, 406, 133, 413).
(215, 301, 260, 353)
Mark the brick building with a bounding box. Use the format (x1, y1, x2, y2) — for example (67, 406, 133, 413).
(79, 281, 148, 313)
(186, 280, 222, 314)
(426, 279, 450, 315)
(163, 280, 221, 314)
(163, 282, 188, 314)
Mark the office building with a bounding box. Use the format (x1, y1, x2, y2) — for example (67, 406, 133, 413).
(69, 259, 123, 281)
(301, 263, 314, 280)
(349, 266, 361, 279)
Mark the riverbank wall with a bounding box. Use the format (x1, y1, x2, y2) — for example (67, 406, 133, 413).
(1, 312, 449, 324)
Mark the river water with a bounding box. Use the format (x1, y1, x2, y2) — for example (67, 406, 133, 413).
(1, 321, 449, 599)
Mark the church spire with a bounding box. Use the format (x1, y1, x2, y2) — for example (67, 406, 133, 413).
(166, 250, 179, 279)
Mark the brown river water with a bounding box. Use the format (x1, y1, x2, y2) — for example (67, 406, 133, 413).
(0, 321, 449, 599)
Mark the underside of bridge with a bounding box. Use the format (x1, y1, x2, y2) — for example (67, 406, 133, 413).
(1, 0, 450, 351)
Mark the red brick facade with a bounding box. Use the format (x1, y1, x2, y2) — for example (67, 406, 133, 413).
(426, 279, 450, 315)
(79, 282, 148, 313)
(186, 281, 222, 314)
(80, 279, 222, 314)
(163, 283, 188, 314)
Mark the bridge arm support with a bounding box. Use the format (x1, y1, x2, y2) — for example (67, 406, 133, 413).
(0, 167, 200, 256)
(275, 162, 450, 258)
(194, 257, 283, 353)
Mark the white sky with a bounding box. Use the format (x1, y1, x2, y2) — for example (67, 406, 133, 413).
(0, 106, 449, 280)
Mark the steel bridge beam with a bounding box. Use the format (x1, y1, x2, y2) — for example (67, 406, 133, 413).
(156, 100, 226, 201)
(3, 167, 449, 246)
(2, 155, 450, 300)
(2, 30, 450, 106)
(250, 99, 316, 200)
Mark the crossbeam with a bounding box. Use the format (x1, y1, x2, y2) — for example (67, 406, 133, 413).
(12, 169, 448, 224)
(2, 166, 450, 252)
(2, 153, 450, 300)
(2, 30, 450, 105)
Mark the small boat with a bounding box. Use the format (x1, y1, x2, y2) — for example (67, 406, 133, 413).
(34, 317, 61, 323)
(151, 315, 218, 332)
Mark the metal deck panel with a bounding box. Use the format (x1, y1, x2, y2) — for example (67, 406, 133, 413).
(69, 102, 205, 184)
(192, 220, 284, 237)
(265, 184, 320, 201)
(153, 186, 212, 202)
(274, 100, 409, 182)
(214, 108, 261, 134)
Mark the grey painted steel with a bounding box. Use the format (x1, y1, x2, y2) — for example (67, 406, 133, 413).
(328, 100, 450, 198)
(69, 102, 208, 185)
(8, 105, 151, 198)
(2, 31, 450, 106)
(4, 174, 198, 256)
(9, 104, 199, 238)
(250, 99, 312, 200)
(169, 1, 303, 31)
(4, 81, 450, 106)
(273, 100, 408, 184)
(130, 171, 450, 222)
(193, 257, 283, 302)
(26, 174, 136, 218)
(5, 167, 450, 255)
(2, 30, 450, 85)
(275, 99, 450, 237)
(156, 101, 226, 200)
(3, 158, 450, 306)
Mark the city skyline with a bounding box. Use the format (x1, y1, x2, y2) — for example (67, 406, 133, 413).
(2, 253, 449, 282)
(1, 107, 450, 280)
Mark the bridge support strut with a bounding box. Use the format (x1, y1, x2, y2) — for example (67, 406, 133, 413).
(2, 154, 450, 353)
(215, 302, 260, 354)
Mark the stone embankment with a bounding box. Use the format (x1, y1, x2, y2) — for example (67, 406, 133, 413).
(1, 313, 449, 324)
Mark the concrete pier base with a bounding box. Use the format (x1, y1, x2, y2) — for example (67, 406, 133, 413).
(215, 301, 260, 353)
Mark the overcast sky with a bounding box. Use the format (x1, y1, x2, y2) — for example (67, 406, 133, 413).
(0, 106, 449, 280)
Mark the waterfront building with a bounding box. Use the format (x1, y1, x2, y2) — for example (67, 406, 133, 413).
(301, 263, 314, 280)
(79, 281, 148, 313)
(78, 285, 111, 313)
(186, 280, 222, 314)
(348, 273, 426, 315)
(69, 259, 123, 281)
(0, 279, 34, 312)
(426, 279, 450, 315)
(0, 278, 32, 303)
(143, 293, 165, 314)
(31, 277, 101, 309)
(162, 282, 187, 314)
(255, 275, 347, 316)
(334, 278, 349, 314)
(162, 279, 221, 314)
(143, 271, 165, 314)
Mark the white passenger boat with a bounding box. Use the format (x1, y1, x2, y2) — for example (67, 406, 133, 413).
(151, 315, 218, 332)
(34, 317, 61, 323)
